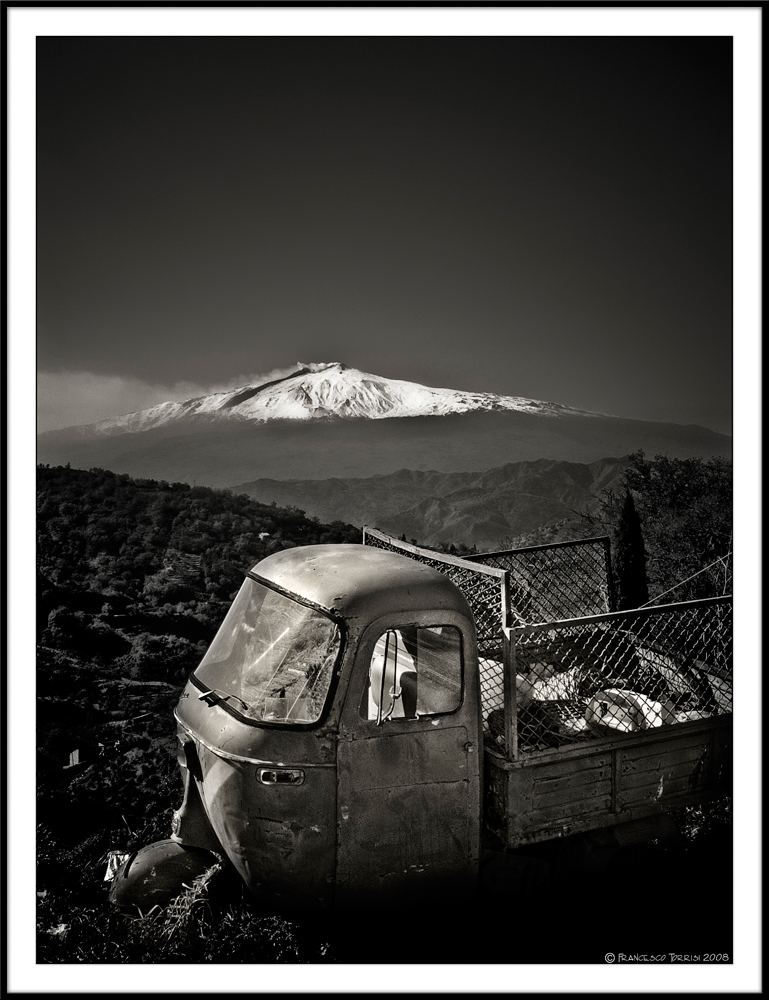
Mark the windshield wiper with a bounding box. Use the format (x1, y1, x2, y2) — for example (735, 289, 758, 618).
(197, 687, 250, 712)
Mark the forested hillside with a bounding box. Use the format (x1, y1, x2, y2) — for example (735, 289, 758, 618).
(36, 465, 360, 962)
(37, 462, 360, 777)
(38, 464, 360, 606)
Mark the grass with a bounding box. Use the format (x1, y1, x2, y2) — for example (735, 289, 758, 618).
(36, 796, 732, 964)
(37, 850, 335, 964)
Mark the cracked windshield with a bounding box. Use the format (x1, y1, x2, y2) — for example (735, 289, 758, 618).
(195, 577, 341, 723)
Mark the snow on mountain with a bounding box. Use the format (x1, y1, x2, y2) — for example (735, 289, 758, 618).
(83, 362, 605, 436)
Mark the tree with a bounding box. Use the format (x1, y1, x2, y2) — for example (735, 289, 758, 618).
(622, 451, 732, 601)
(613, 489, 649, 610)
(589, 452, 732, 603)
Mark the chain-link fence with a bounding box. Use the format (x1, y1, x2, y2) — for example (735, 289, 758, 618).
(362, 530, 732, 761)
(641, 550, 733, 607)
(486, 596, 733, 758)
(471, 536, 614, 624)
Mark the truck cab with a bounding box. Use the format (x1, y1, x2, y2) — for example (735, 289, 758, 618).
(165, 544, 481, 912)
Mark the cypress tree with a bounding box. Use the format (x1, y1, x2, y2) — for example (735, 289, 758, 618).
(614, 489, 649, 610)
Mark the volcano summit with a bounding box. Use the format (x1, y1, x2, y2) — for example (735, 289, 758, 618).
(55, 362, 604, 437)
(38, 362, 731, 486)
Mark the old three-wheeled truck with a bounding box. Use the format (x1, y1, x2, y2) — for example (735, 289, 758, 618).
(110, 528, 732, 914)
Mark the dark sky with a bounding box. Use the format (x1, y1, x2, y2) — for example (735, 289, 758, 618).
(37, 35, 733, 432)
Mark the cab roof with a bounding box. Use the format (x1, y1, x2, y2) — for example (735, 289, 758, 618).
(250, 544, 472, 624)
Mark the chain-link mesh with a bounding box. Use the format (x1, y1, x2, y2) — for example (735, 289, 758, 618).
(362, 528, 508, 728)
(486, 597, 732, 756)
(362, 530, 732, 762)
(471, 537, 613, 624)
(642, 551, 733, 607)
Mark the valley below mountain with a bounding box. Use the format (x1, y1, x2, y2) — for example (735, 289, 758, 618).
(38, 407, 731, 490)
(232, 456, 632, 550)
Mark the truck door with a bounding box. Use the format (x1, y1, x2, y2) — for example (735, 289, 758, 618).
(336, 611, 481, 906)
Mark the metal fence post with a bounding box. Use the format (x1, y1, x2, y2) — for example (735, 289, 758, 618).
(603, 535, 617, 612)
(503, 629, 518, 761)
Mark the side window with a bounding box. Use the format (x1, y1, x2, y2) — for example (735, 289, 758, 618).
(359, 625, 462, 723)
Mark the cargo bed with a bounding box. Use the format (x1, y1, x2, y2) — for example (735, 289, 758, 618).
(362, 528, 733, 849)
(483, 713, 732, 848)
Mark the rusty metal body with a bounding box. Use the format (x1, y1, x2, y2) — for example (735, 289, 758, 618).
(172, 544, 482, 912)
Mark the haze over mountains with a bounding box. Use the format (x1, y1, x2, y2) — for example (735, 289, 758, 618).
(233, 457, 631, 550)
(38, 363, 731, 494)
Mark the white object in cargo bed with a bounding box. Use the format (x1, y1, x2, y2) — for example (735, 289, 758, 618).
(585, 688, 676, 736)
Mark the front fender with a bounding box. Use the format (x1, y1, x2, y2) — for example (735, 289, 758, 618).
(109, 839, 219, 913)
(171, 737, 224, 854)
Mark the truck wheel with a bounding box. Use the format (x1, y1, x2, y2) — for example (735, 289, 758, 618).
(109, 838, 219, 914)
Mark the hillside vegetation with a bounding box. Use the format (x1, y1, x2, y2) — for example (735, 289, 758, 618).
(36, 465, 359, 962)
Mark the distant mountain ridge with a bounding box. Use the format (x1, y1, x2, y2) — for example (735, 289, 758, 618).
(37, 362, 731, 486)
(231, 457, 632, 550)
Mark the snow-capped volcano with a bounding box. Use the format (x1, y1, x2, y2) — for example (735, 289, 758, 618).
(38, 361, 729, 488)
(78, 362, 604, 437)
